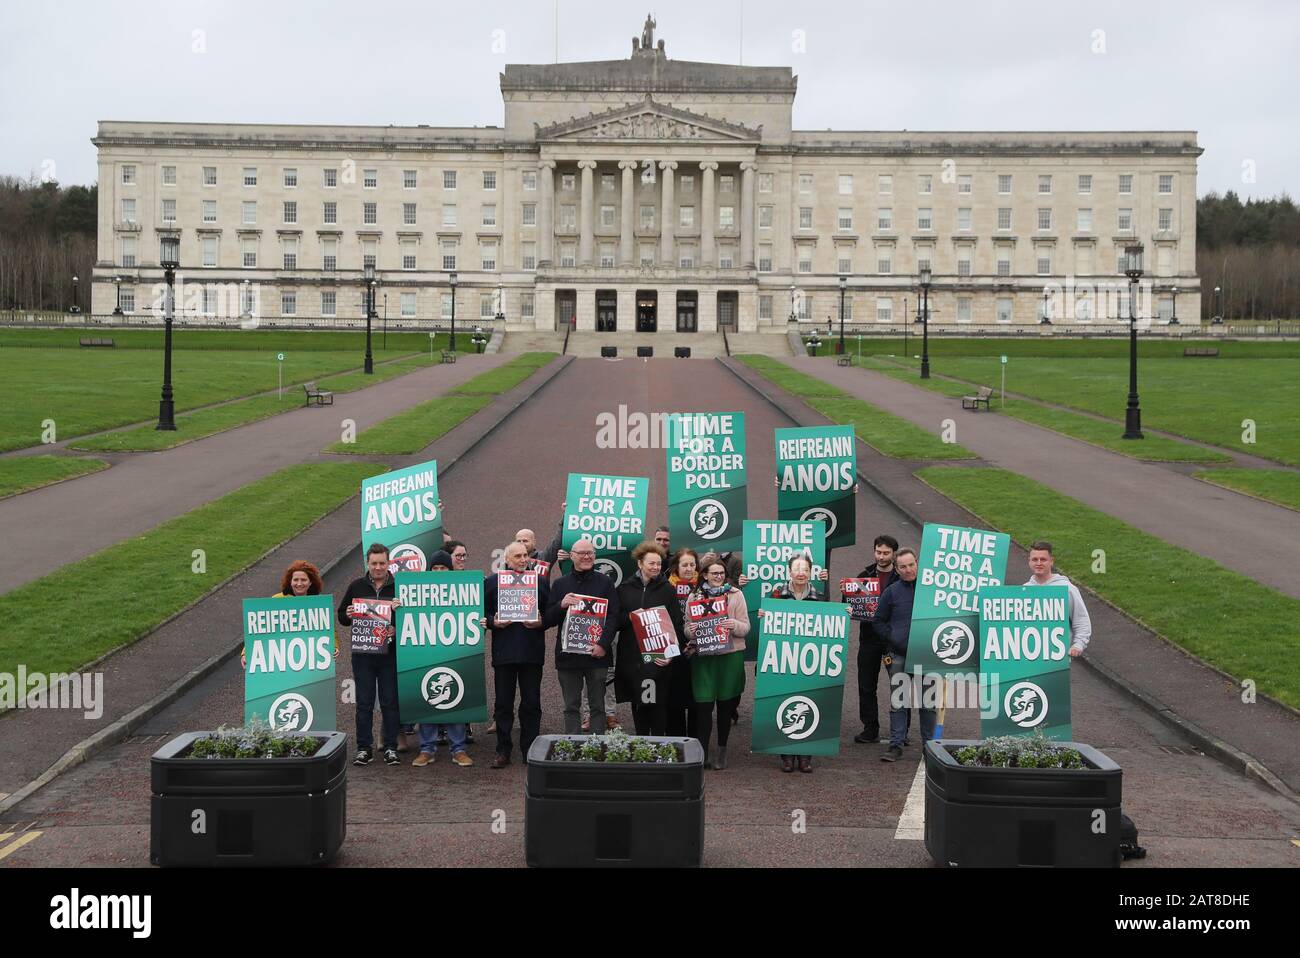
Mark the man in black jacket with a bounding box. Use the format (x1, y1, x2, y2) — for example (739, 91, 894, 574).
(847, 534, 900, 745)
(485, 541, 550, 766)
(337, 542, 401, 767)
(872, 548, 934, 762)
(543, 537, 619, 734)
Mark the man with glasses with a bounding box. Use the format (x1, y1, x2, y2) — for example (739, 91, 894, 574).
(543, 537, 620, 734)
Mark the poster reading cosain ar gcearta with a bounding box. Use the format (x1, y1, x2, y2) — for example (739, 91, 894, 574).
(361, 461, 442, 573)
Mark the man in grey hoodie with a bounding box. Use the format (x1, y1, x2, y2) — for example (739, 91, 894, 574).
(1025, 541, 1092, 656)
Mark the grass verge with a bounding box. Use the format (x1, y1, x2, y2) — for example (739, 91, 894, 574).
(736, 355, 975, 460)
(915, 465, 1300, 709)
(0, 462, 386, 678)
(1192, 468, 1300, 512)
(0, 456, 109, 498)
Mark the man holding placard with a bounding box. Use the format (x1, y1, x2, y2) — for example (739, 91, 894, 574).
(337, 543, 401, 767)
(244, 595, 337, 735)
(1025, 541, 1092, 657)
(560, 473, 649, 585)
(544, 537, 620, 734)
(842, 534, 900, 745)
(485, 541, 549, 767)
(873, 548, 931, 762)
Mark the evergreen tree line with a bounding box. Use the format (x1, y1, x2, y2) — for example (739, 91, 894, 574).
(0, 175, 1297, 318)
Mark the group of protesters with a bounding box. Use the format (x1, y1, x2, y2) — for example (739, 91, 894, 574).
(261, 512, 1093, 775)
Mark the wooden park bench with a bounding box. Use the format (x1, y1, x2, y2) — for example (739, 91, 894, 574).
(302, 382, 334, 406)
(1183, 347, 1219, 357)
(961, 385, 994, 411)
(836, 354, 852, 366)
(78, 337, 115, 347)
(441, 350, 457, 364)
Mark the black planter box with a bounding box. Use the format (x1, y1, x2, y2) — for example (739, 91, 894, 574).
(525, 735, 704, 867)
(924, 739, 1122, 868)
(150, 731, 348, 867)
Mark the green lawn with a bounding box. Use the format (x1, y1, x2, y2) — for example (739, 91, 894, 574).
(916, 466, 1300, 709)
(0, 455, 109, 498)
(328, 353, 557, 455)
(0, 461, 386, 678)
(869, 354, 1300, 465)
(809, 335, 1300, 359)
(1193, 468, 1300, 512)
(736, 355, 975, 460)
(1, 328, 438, 352)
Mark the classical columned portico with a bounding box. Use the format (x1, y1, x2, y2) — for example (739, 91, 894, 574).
(739, 160, 756, 269)
(618, 159, 637, 266)
(577, 159, 597, 267)
(659, 160, 678, 265)
(700, 161, 718, 268)
(538, 160, 556, 268)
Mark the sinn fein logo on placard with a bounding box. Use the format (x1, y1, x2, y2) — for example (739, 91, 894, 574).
(689, 499, 728, 540)
(421, 667, 465, 710)
(800, 506, 837, 538)
(389, 543, 426, 572)
(931, 620, 976, 665)
(593, 556, 624, 585)
(269, 692, 314, 732)
(1004, 681, 1049, 728)
(777, 695, 820, 740)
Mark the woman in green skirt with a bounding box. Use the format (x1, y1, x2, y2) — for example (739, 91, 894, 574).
(685, 556, 750, 770)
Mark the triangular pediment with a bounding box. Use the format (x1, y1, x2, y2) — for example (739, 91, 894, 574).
(535, 96, 761, 142)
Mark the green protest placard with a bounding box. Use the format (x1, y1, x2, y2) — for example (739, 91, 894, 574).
(905, 523, 1010, 677)
(361, 460, 441, 572)
(666, 412, 747, 553)
(775, 425, 856, 549)
(561, 473, 649, 585)
(243, 595, 337, 733)
(394, 571, 487, 725)
(740, 519, 827, 661)
(979, 585, 1072, 741)
(752, 598, 850, 756)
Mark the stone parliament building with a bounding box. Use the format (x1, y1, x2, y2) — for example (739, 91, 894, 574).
(92, 20, 1202, 334)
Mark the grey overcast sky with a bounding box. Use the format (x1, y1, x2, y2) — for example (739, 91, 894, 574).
(2, 0, 1296, 198)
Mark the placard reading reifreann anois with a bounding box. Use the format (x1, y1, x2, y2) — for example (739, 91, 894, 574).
(244, 595, 337, 733)
(361, 461, 441, 573)
(776, 425, 856, 549)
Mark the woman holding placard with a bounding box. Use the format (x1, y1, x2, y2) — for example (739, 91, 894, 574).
(762, 553, 825, 773)
(241, 560, 328, 669)
(684, 557, 749, 770)
(614, 542, 686, 736)
(667, 548, 701, 738)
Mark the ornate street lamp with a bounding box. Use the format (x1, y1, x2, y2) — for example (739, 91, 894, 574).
(919, 265, 932, 379)
(71, 274, 80, 314)
(1211, 285, 1223, 325)
(113, 276, 123, 316)
(1122, 244, 1145, 440)
(495, 281, 505, 323)
(156, 236, 180, 430)
(1040, 289, 1052, 324)
(1169, 285, 1180, 325)
(789, 283, 797, 324)
(448, 270, 459, 351)
(363, 263, 375, 374)
(837, 274, 848, 354)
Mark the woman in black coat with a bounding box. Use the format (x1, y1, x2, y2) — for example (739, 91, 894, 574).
(614, 541, 686, 736)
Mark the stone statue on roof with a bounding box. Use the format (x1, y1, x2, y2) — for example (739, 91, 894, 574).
(642, 13, 656, 50)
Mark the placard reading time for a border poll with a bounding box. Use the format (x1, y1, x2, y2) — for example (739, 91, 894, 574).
(905, 523, 1010, 677)
(361, 460, 442, 572)
(666, 412, 747, 553)
(979, 585, 1072, 741)
(561, 472, 649, 585)
(394, 571, 487, 725)
(775, 425, 857, 549)
(752, 598, 850, 757)
(243, 595, 337, 733)
(741, 519, 826, 661)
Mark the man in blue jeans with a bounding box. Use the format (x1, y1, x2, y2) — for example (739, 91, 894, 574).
(411, 550, 475, 768)
(337, 542, 401, 767)
(871, 548, 936, 762)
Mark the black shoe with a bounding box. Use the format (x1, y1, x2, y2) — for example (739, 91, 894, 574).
(354, 748, 374, 766)
(383, 748, 401, 766)
(881, 746, 903, 762)
(465, 727, 476, 745)
(853, 729, 879, 744)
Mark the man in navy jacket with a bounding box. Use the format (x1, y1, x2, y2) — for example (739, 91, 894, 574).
(543, 537, 620, 734)
(485, 541, 551, 766)
(872, 548, 935, 762)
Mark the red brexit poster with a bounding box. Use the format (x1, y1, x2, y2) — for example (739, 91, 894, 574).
(497, 570, 540, 623)
(351, 597, 394, 654)
(840, 577, 883, 621)
(561, 594, 607, 655)
(529, 558, 551, 577)
(632, 606, 680, 663)
(688, 595, 733, 656)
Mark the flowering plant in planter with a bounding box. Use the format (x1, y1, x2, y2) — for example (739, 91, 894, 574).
(950, 731, 1084, 769)
(547, 728, 681, 764)
(183, 718, 323, 760)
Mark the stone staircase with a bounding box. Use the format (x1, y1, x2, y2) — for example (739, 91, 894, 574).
(499, 328, 792, 358)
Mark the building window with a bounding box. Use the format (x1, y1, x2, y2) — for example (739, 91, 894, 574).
(599, 243, 615, 268)
(560, 244, 575, 268)
(482, 204, 497, 227)
(997, 207, 1012, 231)
(1159, 174, 1173, 194)
(522, 203, 537, 226)
(1077, 208, 1092, 232)
(758, 172, 773, 193)
(680, 206, 694, 228)
(121, 198, 137, 223)
(322, 239, 337, 271)
(443, 204, 457, 227)
(561, 173, 576, 191)
(838, 208, 853, 230)
(639, 243, 655, 267)
(797, 293, 811, 319)
(998, 174, 1012, 194)
(1078, 174, 1092, 194)
(521, 293, 535, 318)
(202, 200, 217, 223)
(324, 168, 337, 188)
(404, 169, 418, 189)
(838, 253, 853, 274)
(283, 168, 297, 188)
(443, 170, 457, 190)
(799, 207, 813, 229)
(242, 167, 257, 187)
(1037, 253, 1051, 275)
(719, 245, 734, 269)
(877, 174, 892, 194)
(799, 173, 813, 193)
(956, 297, 973, 323)
(483, 170, 497, 191)
(1118, 208, 1133, 231)
(321, 291, 336, 316)
(480, 294, 494, 319)
(1119, 173, 1133, 194)
(401, 292, 417, 317)
(403, 203, 417, 225)
(242, 201, 257, 225)
(1038, 175, 1052, 194)
(679, 174, 693, 194)
(719, 174, 734, 192)
(916, 251, 932, 274)
(323, 201, 337, 224)
(120, 237, 137, 268)
(283, 201, 297, 224)
(522, 170, 537, 190)
(997, 252, 1012, 277)
(559, 205, 576, 229)
(118, 287, 135, 313)
(161, 199, 175, 223)
(958, 174, 972, 194)
(162, 165, 176, 186)
(719, 206, 735, 229)
(798, 249, 812, 273)
(919, 174, 933, 194)
(602, 173, 617, 191)
(363, 169, 378, 189)
(401, 245, 416, 270)
(759, 294, 773, 319)
(521, 242, 536, 271)
(362, 202, 376, 225)
(203, 166, 217, 186)
(997, 297, 1013, 323)
(1037, 208, 1052, 231)
(282, 239, 297, 270)
(679, 245, 695, 269)
(878, 208, 893, 230)
(441, 240, 457, 271)
(1158, 208, 1173, 231)
(481, 241, 498, 270)
(917, 208, 932, 230)
(441, 293, 453, 320)
(640, 205, 655, 229)
(202, 288, 218, 314)
(957, 254, 971, 278)
(876, 298, 892, 322)
(758, 244, 772, 272)
(957, 208, 972, 231)
(839, 174, 854, 195)
(362, 240, 377, 269)
(759, 205, 773, 228)
(202, 236, 217, 267)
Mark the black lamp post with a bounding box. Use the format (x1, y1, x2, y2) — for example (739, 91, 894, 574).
(1169, 285, 1179, 325)
(837, 274, 847, 354)
(1040, 289, 1052, 324)
(241, 278, 252, 323)
(789, 283, 797, 324)
(1211, 285, 1222, 325)
(448, 270, 458, 351)
(495, 282, 505, 324)
(919, 265, 932, 379)
(1122, 244, 1144, 440)
(71, 274, 80, 314)
(363, 264, 375, 374)
(112, 276, 123, 316)
(383, 292, 388, 348)
(156, 236, 180, 431)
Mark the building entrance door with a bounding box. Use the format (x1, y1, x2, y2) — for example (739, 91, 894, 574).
(596, 291, 617, 332)
(555, 290, 576, 332)
(676, 291, 698, 332)
(636, 290, 657, 332)
(717, 291, 738, 331)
